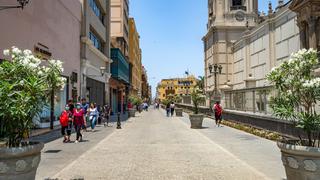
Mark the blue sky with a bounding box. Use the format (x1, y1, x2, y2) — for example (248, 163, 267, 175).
(130, 0, 288, 97)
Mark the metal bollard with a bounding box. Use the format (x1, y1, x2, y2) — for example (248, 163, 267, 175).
(117, 112, 121, 129)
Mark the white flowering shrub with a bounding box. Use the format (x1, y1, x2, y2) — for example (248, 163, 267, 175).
(0, 47, 65, 147)
(267, 48, 320, 147)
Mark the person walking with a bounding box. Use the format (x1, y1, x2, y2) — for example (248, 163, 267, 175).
(67, 99, 75, 113)
(166, 102, 171, 117)
(59, 105, 73, 143)
(73, 103, 85, 143)
(88, 103, 99, 132)
(170, 102, 175, 117)
(81, 98, 89, 131)
(213, 101, 223, 127)
(103, 104, 111, 127)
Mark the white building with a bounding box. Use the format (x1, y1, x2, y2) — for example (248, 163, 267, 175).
(203, 0, 320, 114)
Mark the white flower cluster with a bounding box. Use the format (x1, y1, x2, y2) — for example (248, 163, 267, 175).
(290, 48, 318, 66)
(302, 78, 320, 88)
(48, 59, 64, 72)
(3, 47, 41, 69)
(2, 47, 66, 90)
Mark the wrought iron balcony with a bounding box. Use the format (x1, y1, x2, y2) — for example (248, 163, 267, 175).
(111, 48, 130, 84)
(230, 5, 247, 11)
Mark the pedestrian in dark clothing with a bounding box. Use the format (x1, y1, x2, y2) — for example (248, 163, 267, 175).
(103, 104, 111, 127)
(170, 102, 175, 117)
(166, 103, 170, 117)
(68, 99, 75, 113)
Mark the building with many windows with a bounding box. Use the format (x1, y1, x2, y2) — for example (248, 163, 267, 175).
(80, 0, 112, 107)
(110, 0, 130, 113)
(157, 76, 198, 104)
(129, 18, 142, 97)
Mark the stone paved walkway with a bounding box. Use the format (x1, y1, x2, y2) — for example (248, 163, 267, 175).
(35, 109, 286, 180)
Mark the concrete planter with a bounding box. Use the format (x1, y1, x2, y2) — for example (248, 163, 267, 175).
(128, 108, 136, 117)
(175, 108, 183, 117)
(0, 142, 44, 180)
(189, 114, 204, 129)
(278, 141, 320, 180)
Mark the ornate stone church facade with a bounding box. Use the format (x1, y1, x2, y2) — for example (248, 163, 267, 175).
(203, 0, 320, 114)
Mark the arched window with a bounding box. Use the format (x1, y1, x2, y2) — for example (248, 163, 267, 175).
(232, 0, 242, 6)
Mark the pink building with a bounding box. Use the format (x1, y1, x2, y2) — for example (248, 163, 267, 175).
(0, 0, 82, 127)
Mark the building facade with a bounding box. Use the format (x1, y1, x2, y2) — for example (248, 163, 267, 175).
(157, 76, 198, 104)
(141, 66, 150, 101)
(110, 0, 130, 113)
(0, 0, 82, 127)
(203, 0, 320, 114)
(80, 0, 112, 107)
(203, 0, 259, 107)
(129, 18, 142, 97)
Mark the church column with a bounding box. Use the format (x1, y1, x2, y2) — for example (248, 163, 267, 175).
(317, 18, 320, 51)
(297, 20, 307, 49)
(308, 16, 318, 49)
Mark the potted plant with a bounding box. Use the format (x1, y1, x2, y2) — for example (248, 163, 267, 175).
(267, 49, 320, 180)
(0, 47, 65, 179)
(189, 88, 205, 129)
(128, 96, 138, 117)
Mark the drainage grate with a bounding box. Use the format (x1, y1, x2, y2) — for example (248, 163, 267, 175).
(44, 150, 61, 153)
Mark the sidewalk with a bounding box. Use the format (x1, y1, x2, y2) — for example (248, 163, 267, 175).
(46, 109, 282, 180)
(35, 111, 132, 179)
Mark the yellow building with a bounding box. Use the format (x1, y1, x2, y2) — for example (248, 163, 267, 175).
(157, 76, 198, 102)
(129, 18, 142, 97)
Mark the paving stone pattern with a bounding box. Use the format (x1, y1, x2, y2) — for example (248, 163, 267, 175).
(39, 109, 281, 180)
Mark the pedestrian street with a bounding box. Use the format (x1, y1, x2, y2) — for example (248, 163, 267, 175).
(36, 109, 285, 180)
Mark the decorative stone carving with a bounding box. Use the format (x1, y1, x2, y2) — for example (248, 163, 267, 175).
(287, 157, 299, 169)
(0, 162, 9, 174)
(281, 156, 287, 165)
(16, 160, 27, 172)
(32, 156, 40, 168)
(303, 160, 317, 172)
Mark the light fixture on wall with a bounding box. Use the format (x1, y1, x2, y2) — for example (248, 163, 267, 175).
(0, 0, 30, 11)
(86, 66, 108, 77)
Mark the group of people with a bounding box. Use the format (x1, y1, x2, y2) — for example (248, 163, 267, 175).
(165, 102, 175, 117)
(163, 100, 223, 127)
(59, 98, 111, 144)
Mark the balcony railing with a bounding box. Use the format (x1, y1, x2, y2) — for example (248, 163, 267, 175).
(230, 5, 247, 11)
(111, 48, 130, 84)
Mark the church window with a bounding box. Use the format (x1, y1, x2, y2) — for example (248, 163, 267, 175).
(232, 0, 242, 6)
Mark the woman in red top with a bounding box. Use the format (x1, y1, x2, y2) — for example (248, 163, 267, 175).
(73, 103, 85, 143)
(60, 105, 73, 143)
(213, 101, 223, 127)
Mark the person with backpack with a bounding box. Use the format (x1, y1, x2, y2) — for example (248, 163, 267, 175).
(213, 101, 223, 127)
(60, 105, 73, 143)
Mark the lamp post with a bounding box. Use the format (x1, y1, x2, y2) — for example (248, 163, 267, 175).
(208, 63, 222, 103)
(0, 0, 30, 11)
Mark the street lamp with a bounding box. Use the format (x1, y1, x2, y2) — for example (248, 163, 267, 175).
(208, 63, 222, 102)
(0, 0, 30, 11)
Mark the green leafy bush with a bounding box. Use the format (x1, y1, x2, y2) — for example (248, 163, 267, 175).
(267, 48, 320, 147)
(191, 88, 205, 114)
(0, 47, 65, 147)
